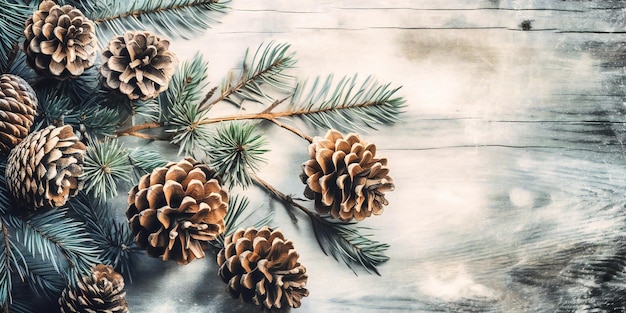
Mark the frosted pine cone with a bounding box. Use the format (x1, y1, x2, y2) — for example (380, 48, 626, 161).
(59, 264, 129, 313)
(0, 74, 38, 152)
(217, 227, 309, 312)
(126, 157, 228, 264)
(23, 0, 97, 80)
(6, 125, 85, 209)
(101, 31, 178, 100)
(300, 129, 394, 221)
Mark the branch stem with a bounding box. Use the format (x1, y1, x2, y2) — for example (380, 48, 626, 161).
(93, 0, 220, 24)
(252, 174, 312, 218)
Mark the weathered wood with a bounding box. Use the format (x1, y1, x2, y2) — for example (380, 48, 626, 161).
(125, 1, 626, 312)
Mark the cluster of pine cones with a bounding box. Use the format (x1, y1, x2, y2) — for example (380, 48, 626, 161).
(2, 1, 397, 312)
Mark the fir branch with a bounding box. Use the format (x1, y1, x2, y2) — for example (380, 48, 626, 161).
(212, 195, 273, 249)
(74, 94, 122, 138)
(253, 175, 390, 275)
(14, 254, 65, 301)
(0, 1, 32, 72)
(71, 0, 230, 47)
(209, 42, 297, 109)
(128, 148, 169, 182)
(162, 52, 210, 112)
(67, 194, 139, 279)
(82, 138, 133, 200)
(207, 122, 269, 188)
(288, 74, 406, 133)
(133, 98, 161, 124)
(5, 210, 102, 280)
(34, 89, 74, 130)
(7, 49, 37, 84)
(0, 221, 12, 310)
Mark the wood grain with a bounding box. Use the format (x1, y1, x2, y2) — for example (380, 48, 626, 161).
(124, 1, 626, 312)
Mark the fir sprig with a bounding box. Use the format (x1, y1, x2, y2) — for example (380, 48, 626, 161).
(128, 148, 169, 182)
(0, 0, 32, 72)
(208, 122, 269, 188)
(212, 195, 274, 249)
(82, 138, 133, 200)
(69, 0, 230, 47)
(253, 175, 390, 275)
(213, 42, 297, 109)
(67, 193, 139, 279)
(289, 74, 406, 133)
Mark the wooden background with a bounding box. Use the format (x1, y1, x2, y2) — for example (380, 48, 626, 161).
(123, 1, 626, 312)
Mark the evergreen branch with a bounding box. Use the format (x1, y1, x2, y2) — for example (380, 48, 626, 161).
(0, 221, 12, 310)
(82, 138, 133, 200)
(72, 0, 230, 47)
(128, 148, 169, 182)
(34, 89, 74, 131)
(207, 122, 269, 188)
(74, 94, 123, 138)
(0, 1, 32, 72)
(133, 98, 161, 124)
(212, 195, 274, 249)
(209, 42, 297, 109)
(162, 52, 210, 112)
(288, 74, 406, 133)
(67, 194, 139, 279)
(7, 49, 37, 84)
(252, 175, 389, 275)
(14, 254, 65, 301)
(6, 210, 102, 280)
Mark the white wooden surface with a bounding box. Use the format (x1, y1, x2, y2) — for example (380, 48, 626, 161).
(124, 1, 626, 312)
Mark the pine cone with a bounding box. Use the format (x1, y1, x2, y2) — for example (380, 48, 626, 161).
(126, 157, 228, 264)
(5, 125, 85, 209)
(23, 0, 97, 80)
(300, 129, 394, 221)
(0, 74, 38, 152)
(101, 31, 178, 101)
(217, 227, 309, 312)
(59, 264, 129, 313)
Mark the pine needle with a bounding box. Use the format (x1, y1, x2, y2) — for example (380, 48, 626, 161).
(216, 42, 297, 108)
(212, 195, 274, 249)
(72, 0, 230, 48)
(82, 138, 133, 200)
(288, 74, 406, 133)
(0, 1, 32, 72)
(128, 148, 169, 183)
(207, 122, 269, 188)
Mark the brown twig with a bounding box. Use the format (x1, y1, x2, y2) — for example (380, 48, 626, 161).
(252, 174, 311, 223)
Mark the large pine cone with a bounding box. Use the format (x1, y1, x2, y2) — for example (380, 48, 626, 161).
(126, 157, 228, 264)
(101, 31, 178, 101)
(300, 129, 394, 221)
(0, 74, 38, 153)
(217, 227, 309, 312)
(59, 264, 129, 313)
(6, 125, 85, 209)
(23, 0, 97, 80)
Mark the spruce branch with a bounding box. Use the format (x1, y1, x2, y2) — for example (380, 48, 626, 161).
(0, 221, 12, 310)
(71, 0, 230, 47)
(5, 210, 102, 281)
(208, 42, 297, 109)
(128, 148, 168, 182)
(0, 1, 32, 72)
(67, 194, 139, 279)
(82, 138, 133, 200)
(252, 175, 390, 275)
(207, 122, 269, 188)
(212, 195, 274, 250)
(289, 74, 406, 133)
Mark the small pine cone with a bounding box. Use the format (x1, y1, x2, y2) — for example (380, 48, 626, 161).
(300, 129, 395, 222)
(5, 125, 85, 209)
(0, 74, 38, 152)
(59, 264, 129, 313)
(23, 0, 97, 80)
(126, 157, 228, 264)
(217, 227, 309, 312)
(101, 31, 178, 101)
